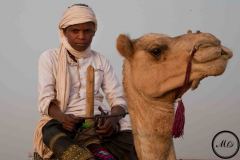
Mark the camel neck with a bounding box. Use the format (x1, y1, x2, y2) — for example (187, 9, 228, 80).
(123, 61, 175, 160)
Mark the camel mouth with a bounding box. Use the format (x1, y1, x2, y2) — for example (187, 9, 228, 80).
(190, 57, 230, 90)
(193, 44, 232, 64)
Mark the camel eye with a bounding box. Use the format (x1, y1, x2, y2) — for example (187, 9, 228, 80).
(149, 45, 167, 58)
(150, 48, 162, 57)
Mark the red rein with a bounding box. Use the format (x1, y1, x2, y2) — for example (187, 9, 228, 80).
(172, 46, 197, 138)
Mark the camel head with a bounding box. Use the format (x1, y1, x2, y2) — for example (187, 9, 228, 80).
(116, 31, 232, 102)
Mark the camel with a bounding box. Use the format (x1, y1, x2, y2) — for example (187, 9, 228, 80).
(116, 31, 232, 160)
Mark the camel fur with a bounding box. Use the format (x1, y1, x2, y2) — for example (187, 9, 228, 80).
(116, 31, 232, 160)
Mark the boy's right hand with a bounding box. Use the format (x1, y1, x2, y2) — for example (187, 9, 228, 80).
(48, 101, 84, 132)
(60, 114, 83, 132)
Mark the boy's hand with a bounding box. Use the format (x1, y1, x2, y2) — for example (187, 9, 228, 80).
(96, 105, 125, 137)
(96, 117, 119, 137)
(60, 114, 80, 132)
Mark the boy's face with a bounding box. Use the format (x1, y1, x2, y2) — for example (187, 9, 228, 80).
(64, 22, 95, 52)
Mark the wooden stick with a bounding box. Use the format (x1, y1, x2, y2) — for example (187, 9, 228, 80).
(85, 65, 95, 125)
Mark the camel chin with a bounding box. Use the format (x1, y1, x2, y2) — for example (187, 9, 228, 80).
(191, 79, 201, 90)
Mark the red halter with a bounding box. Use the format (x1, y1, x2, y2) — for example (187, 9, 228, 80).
(172, 45, 198, 138)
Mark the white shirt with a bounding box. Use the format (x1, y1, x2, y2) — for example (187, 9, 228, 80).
(38, 48, 131, 131)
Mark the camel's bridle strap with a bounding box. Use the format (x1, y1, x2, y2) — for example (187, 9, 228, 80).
(172, 44, 199, 138)
(175, 46, 198, 99)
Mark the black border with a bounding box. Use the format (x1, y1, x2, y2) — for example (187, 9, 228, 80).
(212, 130, 240, 159)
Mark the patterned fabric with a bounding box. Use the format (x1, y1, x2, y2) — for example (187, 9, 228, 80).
(87, 144, 116, 160)
(33, 131, 137, 160)
(36, 118, 137, 160)
(33, 144, 94, 160)
(61, 144, 93, 160)
(42, 119, 94, 159)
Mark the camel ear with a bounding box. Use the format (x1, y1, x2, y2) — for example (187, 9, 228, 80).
(116, 34, 133, 59)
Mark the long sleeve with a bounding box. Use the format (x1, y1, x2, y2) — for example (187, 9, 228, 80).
(38, 50, 57, 115)
(99, 55, 132, 131)
(100, 56, 127, 110)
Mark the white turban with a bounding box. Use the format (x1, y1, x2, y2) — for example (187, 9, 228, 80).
(59, 5, 97, 30)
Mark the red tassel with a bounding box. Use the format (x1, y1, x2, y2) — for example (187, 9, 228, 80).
(172, 98, 185, 138)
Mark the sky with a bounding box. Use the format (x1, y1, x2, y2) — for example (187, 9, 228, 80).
(0, 0, 239, 159)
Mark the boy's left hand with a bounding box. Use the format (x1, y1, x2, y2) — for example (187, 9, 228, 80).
(95, 116, 119, 137)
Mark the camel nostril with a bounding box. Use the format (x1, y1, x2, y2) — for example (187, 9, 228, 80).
(221, 50, 225, 55)
(221, 46, 233, 58)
